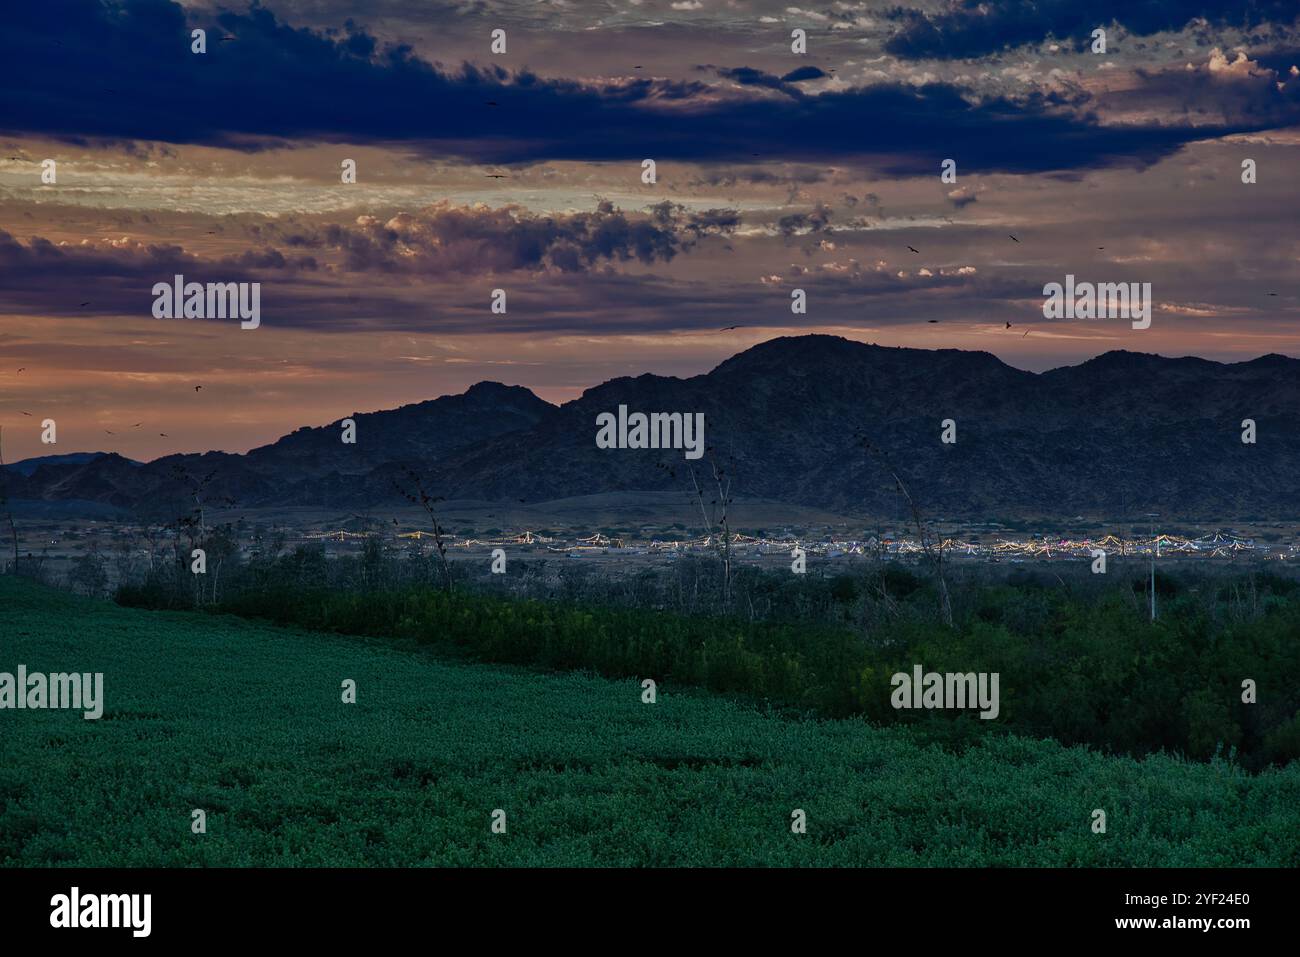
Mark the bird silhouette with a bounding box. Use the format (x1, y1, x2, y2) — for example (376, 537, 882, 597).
(16, 368, 25, 374)
(104, 430, 114, 435)
(159, 433, 168, 437)
(719, 324, 742, 331)
(131, 423, 142, 428)
(1022, 330, 1030, 338)
(79, 301, 90, 307)
(907, 246, 919, 254)
(1005, 321, 1012, 329)
(1009, 234, 1020, 243)
(485, 101, 499, 107)
(1267, 292, 1279, 296)
(927, 319, 938, 323)
(485, 174, 506, 179)
(194, 386, 202, 392)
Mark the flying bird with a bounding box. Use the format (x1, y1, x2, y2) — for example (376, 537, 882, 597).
(907, 246, 919, 254)
(1009, 234, 1020, 243)
(485, 101, 499, 107)
(79, 301, 90, 307)
(1267, 292, 1279, 296)
(194, 386, 202, 392)
(1005, 321, 1012, 329)
(219, 35, 237, 42)
(485, 174, 506, 179)
(21, 411, 32, 416)
(131, 423, 142, 428)
(104, 430, 114, 435)
(719, 324, 742, 331)
(927, 319, 939, 324)
(1022, 330, 1030, 338)
(159, 433, 168, 437)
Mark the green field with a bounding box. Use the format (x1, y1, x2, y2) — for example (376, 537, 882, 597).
(1, 577, 1297, 866)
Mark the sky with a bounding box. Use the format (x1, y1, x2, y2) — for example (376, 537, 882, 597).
(1, 0, 1298, 462)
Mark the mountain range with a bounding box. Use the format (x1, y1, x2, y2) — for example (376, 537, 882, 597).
(5, 336, 1300, 520)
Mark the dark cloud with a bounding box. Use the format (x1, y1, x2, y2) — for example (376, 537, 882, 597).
(885, 1, 1299, 60)
(781, 66, 829, 83)
(716, 66, 795, 93)
(269, 200, 738, 274)
(777, 203, 833, 237)
(0, 201, 738, 320)
(0, 0, 1281, 174)
(690, 168, 828, 187)
(0, 228, 317, 318)
(715, 65, 826, 97)
(0, 223, 1007, 337)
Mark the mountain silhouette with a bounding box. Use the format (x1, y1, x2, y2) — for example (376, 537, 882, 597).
(9, 337, 1300, 519)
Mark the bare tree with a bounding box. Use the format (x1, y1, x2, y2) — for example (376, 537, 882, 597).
(139, 521, 166, 576)
(164, 464, 230, 606)
(686, 450, 735, 608)
(203, 523, 239, 604)
(112, 528, 140, 587)
(393, 469, 452, 591)
(658, 419, 740, 612)
(865, 523, 900, 622)
(859, 433, 953, 627)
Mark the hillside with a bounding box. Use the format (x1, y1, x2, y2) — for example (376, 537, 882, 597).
(1, 577, 1295, 866)
(9, 336, 1300, 518)
(1, 452, 135, 476)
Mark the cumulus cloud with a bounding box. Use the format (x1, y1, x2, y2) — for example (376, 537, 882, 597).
(1103, 48, 1300, 125)
(885, 1, 1299, 60)
(946, 186, 980, 208)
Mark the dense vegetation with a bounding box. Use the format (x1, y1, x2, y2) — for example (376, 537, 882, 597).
(4, 576, 1297, 866)
(113, 541, 1300, 769)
